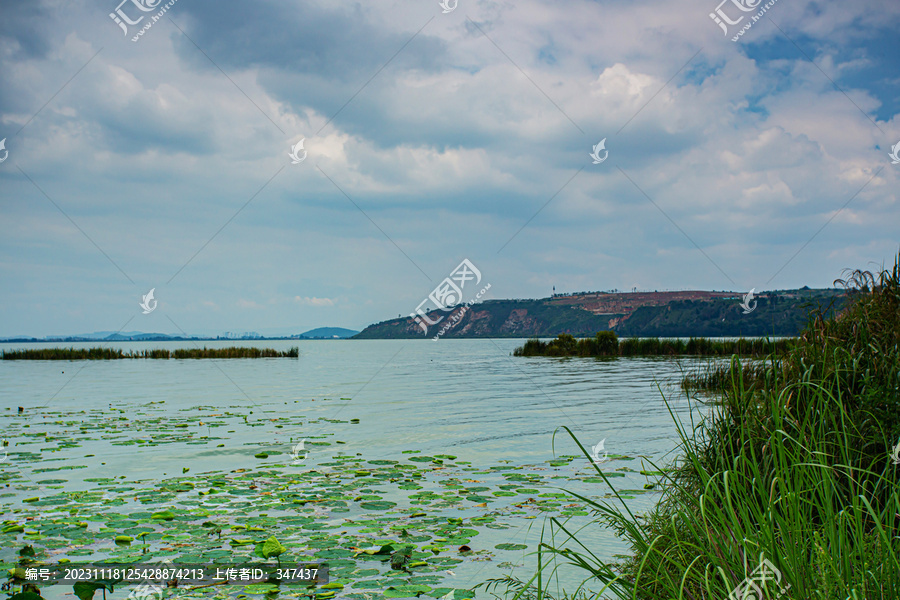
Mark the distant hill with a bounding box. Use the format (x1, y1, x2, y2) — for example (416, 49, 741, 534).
(1, 328, 359, 342)
(297, 327, 358, 339)
(0, 332, 187, 342)
(75, 331, 147, 339)
(353, 288, 848, 339)
(104, 332, 182, 341)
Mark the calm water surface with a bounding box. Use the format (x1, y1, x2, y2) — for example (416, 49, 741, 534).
(0, 340, 710, 599)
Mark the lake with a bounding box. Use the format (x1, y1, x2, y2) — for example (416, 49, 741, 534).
(0, 340, 709, 600)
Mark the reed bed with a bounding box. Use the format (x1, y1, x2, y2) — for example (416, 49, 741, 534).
(1, 346, 299, 360)
(680, 356, 781, 392)
(514, 331, 794, 358)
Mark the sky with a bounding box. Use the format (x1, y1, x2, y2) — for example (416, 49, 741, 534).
(0, 0, 898, 338)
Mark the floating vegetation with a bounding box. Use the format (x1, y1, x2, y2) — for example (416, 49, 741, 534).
(513, 331, 794, 357)
(0, 400, 655, 600)
(1, 346, 300, 360)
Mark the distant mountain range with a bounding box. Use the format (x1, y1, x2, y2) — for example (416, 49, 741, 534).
(0, 327, 359, 343)
(297, 327, 359, 339)
(354, 288, 849, 339)
(1, 288, 851, 342)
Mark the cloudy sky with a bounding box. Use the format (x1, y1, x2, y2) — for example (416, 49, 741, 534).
(0, 0, 898, 337)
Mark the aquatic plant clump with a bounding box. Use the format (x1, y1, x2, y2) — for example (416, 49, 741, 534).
(513, 331, 793, 358)
(1, 346, 300, 360)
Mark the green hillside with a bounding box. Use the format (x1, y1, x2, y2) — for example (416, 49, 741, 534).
(616, 289, 846, 337)
(354, 288, 848, 339)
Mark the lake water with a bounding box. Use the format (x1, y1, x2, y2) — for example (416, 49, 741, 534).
(0, 340, 710, 600)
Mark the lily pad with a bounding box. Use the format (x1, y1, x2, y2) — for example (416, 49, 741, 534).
(9, 593, 43, 600)
(254, 536, 287, 559)
(495, 543, 528, 551)
(359, 501, 396, 511)
(243, 583, 280, 594)
(383, 584, 432, 597)
(73, 580, 119, 600)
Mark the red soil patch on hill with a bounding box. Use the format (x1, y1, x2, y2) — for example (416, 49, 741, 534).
(548, 291, 740, 316)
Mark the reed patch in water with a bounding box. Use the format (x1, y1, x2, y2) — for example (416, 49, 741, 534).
(1, 346, 300, 360)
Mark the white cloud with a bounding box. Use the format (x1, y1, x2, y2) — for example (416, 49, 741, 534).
(237, 299, 265, 309)
(294, 297, 335, 307)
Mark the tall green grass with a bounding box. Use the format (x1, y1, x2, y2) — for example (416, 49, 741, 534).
(1, 346, 299, 360)
(488, 254, 900, 599)
(680, 356, 778, 392)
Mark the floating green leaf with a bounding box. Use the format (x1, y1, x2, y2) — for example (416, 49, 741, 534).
(242, 583, 279, 594)
(73, 579, 119, 600)
(229, 538, 255, 546)
(383, 584, 432, 597)
(253, 536, 287, 560)
(9, 593, 43, 600)
(494, 543, 528, 551)
(360, 501, 396, 511)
